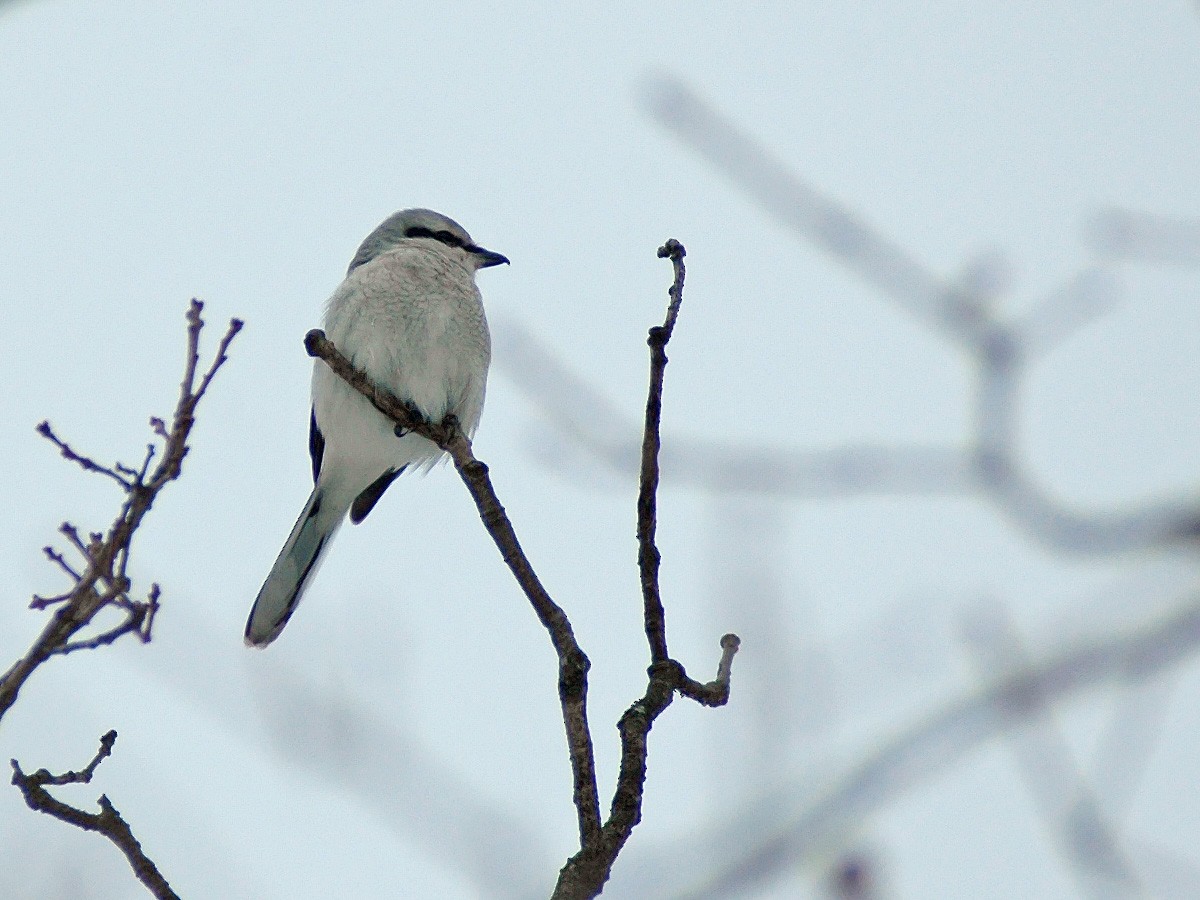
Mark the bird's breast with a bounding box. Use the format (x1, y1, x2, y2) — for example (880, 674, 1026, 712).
(319, 247, 491, 430)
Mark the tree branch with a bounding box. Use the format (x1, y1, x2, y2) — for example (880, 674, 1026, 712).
(0, 300, 242, 723)
(305, 242, 740, 899)
(11, 732, 179, 900)
(636, 239, 686, 664)
(553, 244, 739, 899)
(303, 328, 603, 848)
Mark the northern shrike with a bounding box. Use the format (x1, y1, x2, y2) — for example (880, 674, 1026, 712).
(245, 209, 508, 647)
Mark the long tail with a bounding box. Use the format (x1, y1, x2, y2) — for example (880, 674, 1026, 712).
(245, 486, 348, 647)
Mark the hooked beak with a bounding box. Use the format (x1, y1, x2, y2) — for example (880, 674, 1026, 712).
(469, 245, 510, 268)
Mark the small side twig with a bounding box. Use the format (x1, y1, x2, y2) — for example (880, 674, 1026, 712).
(54, 584, 161, 654)
(11, 732, 180, 900)
(36, 421, 134, 490)
(678, 632, 741, 706)
(38, 545, 82, 586)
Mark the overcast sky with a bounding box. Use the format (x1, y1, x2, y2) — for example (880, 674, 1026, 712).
(2, 3, 1199, 898)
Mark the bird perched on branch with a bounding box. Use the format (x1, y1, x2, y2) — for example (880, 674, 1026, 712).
(246, 209, 508, 647)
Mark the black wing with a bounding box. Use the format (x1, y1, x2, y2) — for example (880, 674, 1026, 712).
(350, 467, 406, 524)
(309, 408, 325, 484)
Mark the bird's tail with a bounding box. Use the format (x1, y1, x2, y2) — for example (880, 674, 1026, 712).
(245, 485, 348, 647)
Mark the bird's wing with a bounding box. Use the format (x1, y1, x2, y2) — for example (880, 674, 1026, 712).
(309, 407, 325, 483)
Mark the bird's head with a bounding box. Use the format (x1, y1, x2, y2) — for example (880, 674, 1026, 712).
(347, 208, 509, 275)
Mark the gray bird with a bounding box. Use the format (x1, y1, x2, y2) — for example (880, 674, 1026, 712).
(245, 209, 508, 647)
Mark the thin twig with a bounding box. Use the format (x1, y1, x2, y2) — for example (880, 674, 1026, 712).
(194, 311, 245, 401)
(40, 545, 82, 583)
(678, 633, 741, 706)
(11, 732, 180, 900)
(35, 421, 133, 490)
(636, 239, 686, 664)
(60, 522, 91, 556)
(645, 77, 985, 343)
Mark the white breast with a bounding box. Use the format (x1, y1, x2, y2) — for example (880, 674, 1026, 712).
(311, 244, 491, 494)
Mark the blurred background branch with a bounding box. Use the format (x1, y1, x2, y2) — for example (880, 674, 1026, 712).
(670, 592, 1200, 900)
(484, 81, 1200, 898)
(496, 82, 1200, 558)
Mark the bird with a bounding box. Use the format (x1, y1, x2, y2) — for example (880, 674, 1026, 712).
(245, 208, 508, 647)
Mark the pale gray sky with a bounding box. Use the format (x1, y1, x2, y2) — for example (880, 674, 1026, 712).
(2, 3, 1199, 898)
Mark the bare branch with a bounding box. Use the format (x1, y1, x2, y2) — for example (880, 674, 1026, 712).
(1015, 268, 1121, 356)
(1088, 208, 1200, 265)
(305, 328, 603, 848)
(637, 238, 687, 664)
(307, 242, 740, 900)
(552, 244, 740, 900)
(11, 732, 179, 900)
(0, 300, 242, 723)
(494, 82, 1200, 557)
(35, 420, 133, 490)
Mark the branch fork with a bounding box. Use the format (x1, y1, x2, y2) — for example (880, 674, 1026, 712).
(12, 732, 180, 900)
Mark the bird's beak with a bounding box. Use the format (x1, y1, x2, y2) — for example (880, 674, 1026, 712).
(470, 245, 510, 268)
